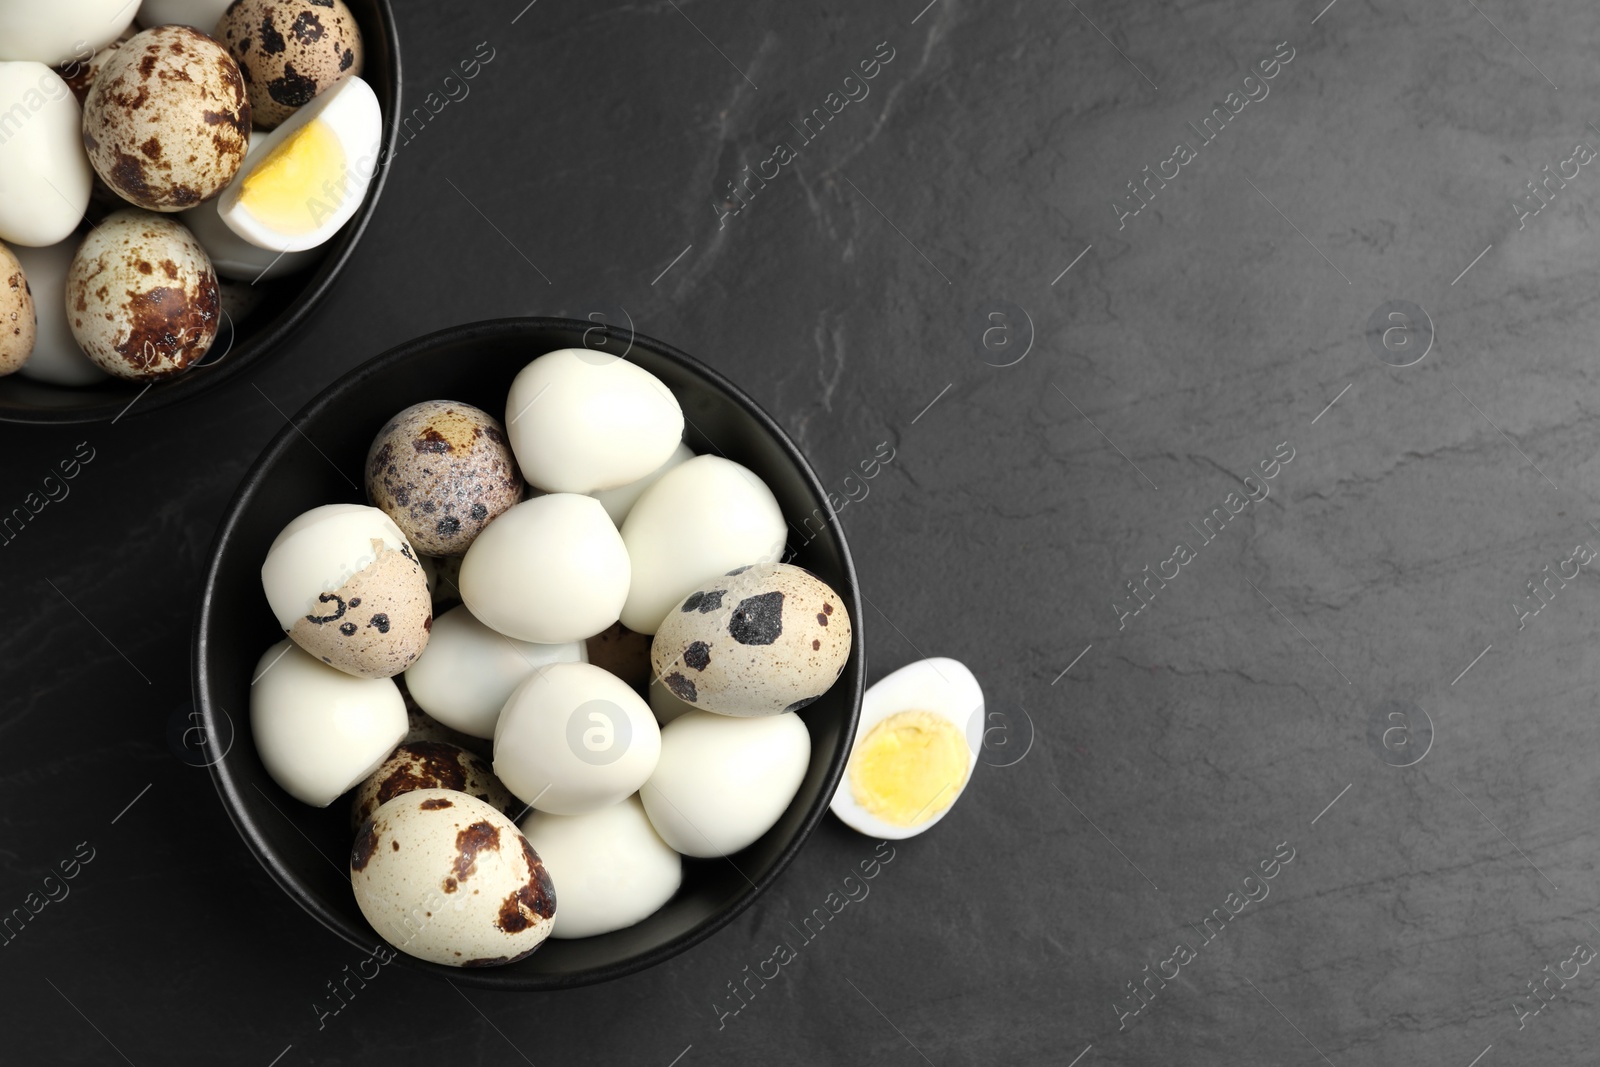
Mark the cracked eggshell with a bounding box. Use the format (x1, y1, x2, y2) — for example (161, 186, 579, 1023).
(260, 503, 432, 679)
(493, 661, 661, 816)
(0, 240, 34, 374)
(0, 62, 92, 247)
(350, 740, 515, 831)
(504, 349, 684, 494)
(520, 796, 681, 939)
(651, 563, 851, 717)
(640, 711, 810, 858)
(249, 639, 407, 807)
(82, 26, 250, 211)
(351, 790, 556, 967)
(215, 0, 364, 129)
(458, 493, 629, 645)
(619, 455, 787, 635)
(404, 604, 586, 740)
(366, 400, 524, 557)
(66, 210, 220, 379)
(0, 1, 138, 65)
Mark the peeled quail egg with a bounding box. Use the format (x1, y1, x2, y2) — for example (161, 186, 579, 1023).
(0, 1, 139, 65)
(494, 661, 661, 816)
(504, 349, 684, 494)
(0, 62, 92, 247)
(138, 0, 235, 31)
(13, 239, 107, 385)
(82, 27, 250, 211)
(66, 210, 220, 379)
(260, 503, 432, 679)
(520, 796, 681, 939)
(217, 73, 380, 253)
(404, 604, 585, 740)
(351, 790, 556, 967)
(619, 455, 787, 634)
(591, 440, 693, 526)
(214, 0, 364, 129)
(366, 400, 524, 557)
(641, 711, 810, 858)
(651, 563, 851, 716)
(350, 740, 515, 831)
(0, 240, 34, 374)
(458, 494, 629, 645)
(829, 658, 982, 840)
(249, 639, 407, 807)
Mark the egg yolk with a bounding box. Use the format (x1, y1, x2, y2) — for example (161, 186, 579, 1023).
(238, 121, 346, 235)
(848, 709, 968, 827)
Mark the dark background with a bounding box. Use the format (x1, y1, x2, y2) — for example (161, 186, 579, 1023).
(4, 0, 1599, 1063)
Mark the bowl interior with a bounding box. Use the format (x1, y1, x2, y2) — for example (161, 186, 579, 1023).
(0, 0, 400, 425)
(194, 318, 864, 990)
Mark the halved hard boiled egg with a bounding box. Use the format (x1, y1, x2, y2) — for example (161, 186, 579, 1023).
(829, 657, 982, 840)
(218, 75, 381, 254)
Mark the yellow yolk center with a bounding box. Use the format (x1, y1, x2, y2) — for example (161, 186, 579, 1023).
(238, 121, 345, 235)
(848, 709, 968, 827)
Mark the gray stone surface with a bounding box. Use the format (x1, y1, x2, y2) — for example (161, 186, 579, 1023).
(3, 0, 1598, 1063)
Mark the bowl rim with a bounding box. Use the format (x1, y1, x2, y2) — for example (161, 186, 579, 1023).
(191, 316, 865, 990)
(0, 0, 403, 426)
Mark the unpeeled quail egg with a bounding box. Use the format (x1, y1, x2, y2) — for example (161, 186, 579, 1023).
(651, 563, 851, 716)
(82, 27, 250, 211)
(350, 740, 515, 830)
(0, 240, 34, 375)
(520, 796, 681, 939)
(260, 503, 432, 679)
(214, 0, 364, 129)
(404, 604, 585, 740)
(619, 455, 787, 634)
(351, 790, 556, 967)
(249, 639, 407, 807)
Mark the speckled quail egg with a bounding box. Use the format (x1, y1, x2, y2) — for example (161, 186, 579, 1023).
(214, 0, 364, 129)
(82, 26, 250, 211)
(12, 239, 107, 385)
(0, 1, 139, 65)
(351, 790, 556, 967)
(641, 711, 810, 857)
(647, 676, 697, 727)
(619, 455, 787, 634)
(404, 604, 585, 740)
(249, 638, 407, 807)
(829, 657, 982, 840)
(494, 661, 661, 816)
(57, 30, 132, 105)
(66, 210, 220, 379)
(0, 62, 92, 247)
(458, 494, 630, 645)
(216, 72, 381, 252)
(0, 241, 34, 375)
(584, 622, 651, 690)
(651, 563, 852, 717)
(350, 740, 515, 831)
(366, 401, 524, 557)
(260, 503, 432, 679)
(520, 796, 681, 939)
(504, 349, 684, 494)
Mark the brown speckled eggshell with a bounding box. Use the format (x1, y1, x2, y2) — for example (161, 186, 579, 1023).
(215, 0, 364, 129)
(649, 562, 853, 717)
(350, 740, 515, 831)
(366, 401, 524, 557)
(0, 241, 35, 376)
(66, 209, 219, 380)
(288, 539, 432, 678)
(81, 26, 250, 211)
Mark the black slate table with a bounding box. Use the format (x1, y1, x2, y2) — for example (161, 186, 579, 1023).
(5, 1, 1598, 1063)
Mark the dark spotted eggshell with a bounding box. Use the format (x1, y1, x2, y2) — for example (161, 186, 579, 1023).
(649, 562, 852, 717)
(288, 538, 432, 678)
(366, 400, 524, 557)
(350, 740, 514, 831)
(215, 0, 364, 128)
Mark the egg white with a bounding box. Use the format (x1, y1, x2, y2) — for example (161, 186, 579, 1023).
(218, 74, 381, 253)
(828, 657, 982, 840)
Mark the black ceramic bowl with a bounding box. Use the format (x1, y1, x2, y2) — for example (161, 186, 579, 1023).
(193, 318, 864, 990)
(0, 0, 400, 425)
